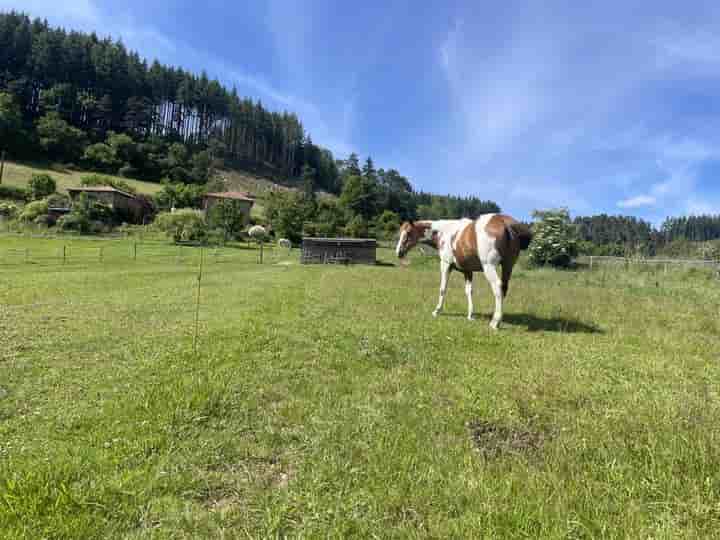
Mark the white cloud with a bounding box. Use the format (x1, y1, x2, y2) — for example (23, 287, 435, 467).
(618, 195, 657, 209)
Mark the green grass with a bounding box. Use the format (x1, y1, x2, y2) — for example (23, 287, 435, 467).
(0, 161, 163, 196)
(1, 236, 719, 538)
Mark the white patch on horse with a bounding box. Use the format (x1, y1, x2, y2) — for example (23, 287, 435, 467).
(395, 230, 407, 257)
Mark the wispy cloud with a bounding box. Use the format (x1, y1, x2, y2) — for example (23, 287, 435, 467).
(434, 3, 720, 220)
(618, 195, 657, 209)
(653, 23, 720, 70)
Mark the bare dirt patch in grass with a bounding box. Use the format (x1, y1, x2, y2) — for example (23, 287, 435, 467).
(467, 419, 548, 459)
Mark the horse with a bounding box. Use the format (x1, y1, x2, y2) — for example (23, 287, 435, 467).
(395, 214, 532, 329)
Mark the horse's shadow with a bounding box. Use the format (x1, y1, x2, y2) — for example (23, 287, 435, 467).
(439, 312, 603, 334)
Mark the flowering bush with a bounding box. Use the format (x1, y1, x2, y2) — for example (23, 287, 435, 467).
(528, 208, 578, 268)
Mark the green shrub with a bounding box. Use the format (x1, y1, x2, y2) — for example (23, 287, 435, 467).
(528, 208, 578, 268)
(206, 200, 247, 241)
(46, 193, 70, 208)
(155, 209, 207, 243)
(28, 173, 57, 200)
(344, 215, 369, 238)
(56, 193, 114, 233)
(154, 182, 206, 210)
(0, 184, 28, 201)
(19, 199, 49, 222)
(0, 201, 18, 219)
(57, 212, 90, 233)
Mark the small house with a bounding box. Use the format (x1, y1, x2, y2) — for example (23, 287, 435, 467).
(202, 191, 255, 225)
(301, 237, 377, 265)
(67, 186, 145, 223)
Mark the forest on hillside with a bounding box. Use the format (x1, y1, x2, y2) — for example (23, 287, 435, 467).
(0, 11, 498, 230)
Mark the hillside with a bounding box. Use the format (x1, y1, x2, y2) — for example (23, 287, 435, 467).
(1, 161, 163, 195)
(0, 160, 332, 219)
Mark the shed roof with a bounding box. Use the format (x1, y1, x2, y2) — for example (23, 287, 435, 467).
(205, 191, 255, 202)
(67, 186, 137, 199)
(302, 237, 377, 246)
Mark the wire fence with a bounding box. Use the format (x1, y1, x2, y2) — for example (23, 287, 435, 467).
(579, 255, 720, 275)
(0, 238, 293, 267)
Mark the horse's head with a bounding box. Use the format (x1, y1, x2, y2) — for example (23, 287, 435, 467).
(395, 221, 430, 258)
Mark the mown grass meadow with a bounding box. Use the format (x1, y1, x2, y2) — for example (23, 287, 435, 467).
(1, 236, 719, 538)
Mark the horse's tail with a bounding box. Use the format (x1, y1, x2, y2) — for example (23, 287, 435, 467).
(506, 222, 533, 251)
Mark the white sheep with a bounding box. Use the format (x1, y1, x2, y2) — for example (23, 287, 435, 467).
(248, 225, 267, 241)
(278, 238, 292, 250)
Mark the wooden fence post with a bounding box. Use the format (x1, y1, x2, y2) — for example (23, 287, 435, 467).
(62, 245, 66, 265)
(0, 150, 5, 184)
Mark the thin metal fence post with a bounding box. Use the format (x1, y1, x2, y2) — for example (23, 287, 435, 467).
(134, 242, 137, 261)
(193, 248, 205, 355)
(63, 245, 66, 265)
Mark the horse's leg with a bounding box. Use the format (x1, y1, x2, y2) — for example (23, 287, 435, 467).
(483, 264, 504, 329)
(464, 271, 474, 320)
(501, 260, 515, 298)
(432, 261, 451, 317)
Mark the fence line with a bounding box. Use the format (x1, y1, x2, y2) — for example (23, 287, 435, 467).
(579, 255, 719, 273)
(0, 241, 289, 267)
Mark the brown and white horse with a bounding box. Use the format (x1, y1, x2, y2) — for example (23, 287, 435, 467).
(395, 214, 532, 329)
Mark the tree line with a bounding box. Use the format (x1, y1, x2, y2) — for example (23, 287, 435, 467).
(574, 213, 720, 256)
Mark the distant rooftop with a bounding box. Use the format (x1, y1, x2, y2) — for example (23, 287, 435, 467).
(67, 186, 136, 199)
(205, 191, 255, 202)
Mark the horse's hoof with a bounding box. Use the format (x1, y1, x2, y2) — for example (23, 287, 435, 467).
(489, 320, 500, 330)
(467, 315, 475, 321)
(432, 310, 439, 318)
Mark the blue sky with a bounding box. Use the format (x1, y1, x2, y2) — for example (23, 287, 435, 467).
(4, 0, 720, 223)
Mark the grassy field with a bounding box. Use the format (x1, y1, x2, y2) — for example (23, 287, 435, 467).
(0, 161, 163, 196)
(1, 235, 719, 538)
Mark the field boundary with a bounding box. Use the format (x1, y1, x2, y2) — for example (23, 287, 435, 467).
(579, 254, 719, 272)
